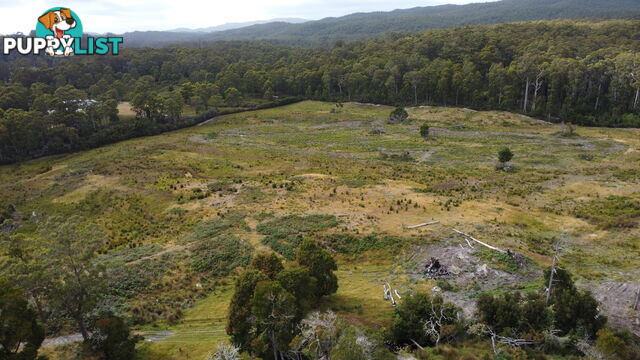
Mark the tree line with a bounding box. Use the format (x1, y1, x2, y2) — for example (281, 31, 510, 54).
(1, 20, 639, 164)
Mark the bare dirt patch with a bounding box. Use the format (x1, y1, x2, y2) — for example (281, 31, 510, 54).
(589, 281, 640, 337)
(408, 244, 539, 318)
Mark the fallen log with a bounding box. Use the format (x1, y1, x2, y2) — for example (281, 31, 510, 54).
(406, 221, 439, 229)
(453, 229, 506, 254)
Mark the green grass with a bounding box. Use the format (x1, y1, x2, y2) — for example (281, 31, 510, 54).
(135, 285, 234, 360)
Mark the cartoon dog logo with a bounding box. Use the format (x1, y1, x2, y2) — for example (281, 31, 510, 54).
(38, 8, 76, 56)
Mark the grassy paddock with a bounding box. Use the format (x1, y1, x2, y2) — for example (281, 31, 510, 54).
(2, 101, 638, 359)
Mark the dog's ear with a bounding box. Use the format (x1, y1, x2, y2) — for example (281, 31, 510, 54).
(59, 8, 72, 19)
(38, 11, 55, 30)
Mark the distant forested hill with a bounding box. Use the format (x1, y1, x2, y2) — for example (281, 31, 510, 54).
(122, 0, 640, 46)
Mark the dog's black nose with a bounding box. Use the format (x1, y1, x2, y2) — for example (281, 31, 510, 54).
(66, 18, 75, 25)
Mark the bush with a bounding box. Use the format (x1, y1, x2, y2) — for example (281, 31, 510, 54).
(296, 239, 338, 298)
(420, 123, 430, 139)
(388, 107, 409, 124)
(89, 314, 141, 360)
(227, 270, 268, 350)
(574, 195, 640, 229)
(379, 152, 414, 162)
(257, 215, 338, 259)
(596, 328, 640, 360)
(0, 278, 44, 360)
(476, 292, 552, 336)
(331, 326, 394, 360)
(390, 291, 460, 347)
(544, 268, 606, 337)
(276, 267, 317, 319)
(182, 215, 249, 244)
(321, 233, 402, 254)
(250, 252, 284, 279)
(498, 147, 514, 164)
(191, 235, 253, 276)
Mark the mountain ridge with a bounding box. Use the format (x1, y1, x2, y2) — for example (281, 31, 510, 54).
(119, 0, 640, 47)
(168, 18, 308, 33)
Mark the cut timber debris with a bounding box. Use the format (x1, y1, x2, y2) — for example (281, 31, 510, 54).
(453, 228, 527, 268)
(424, 257, 450, 279)
(383, 282, 397, 306)
(453, 228, 506, 253)
(406, 221, 439, 229)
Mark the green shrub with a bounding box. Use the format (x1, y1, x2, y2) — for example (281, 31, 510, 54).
(182, 214, 249, 244)
(574, 195, 640, 229)
(436, 279, 455, 292)
(331, 326, 394, 360)
(257, 214, 338, 259)
(596, 328, 640, 360)
(544, 268, 606, 337)
(388, 107, 409, 124)
(89, 314, 141, 360)
(296, 239, 338, 298)
(498, 147, 514, 164)
(191, 235, 253, 276)
(420, 123, 430, 139)
(380, 152, 414, 162)
(322, 233, 402, 254)
(391, 291, 460, 347)
(476, 292, 552, 336)
(475, 248, 521, 272)
(0, 278, 44, 360)
(249, 252, 284, 279)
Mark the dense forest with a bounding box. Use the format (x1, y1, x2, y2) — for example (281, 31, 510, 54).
(1, 20, 640, 164)
(121, 0, 640, 47)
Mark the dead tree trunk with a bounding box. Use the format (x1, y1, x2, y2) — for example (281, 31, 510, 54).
(406, 221, 439, 229)
(532, 70, 543, 112)
(546, 238, 565, 304)
(453, 229, 506, 254)
(523, 77, 530, 112)
(633, 287, 640, 311)
(595, 80, 602, 111)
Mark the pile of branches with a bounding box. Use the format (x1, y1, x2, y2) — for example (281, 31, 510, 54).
(424, 257, 450, 279)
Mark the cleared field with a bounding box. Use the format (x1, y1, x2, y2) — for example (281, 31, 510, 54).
(117, 101, 136, 118)
(2, 101, 638, 358)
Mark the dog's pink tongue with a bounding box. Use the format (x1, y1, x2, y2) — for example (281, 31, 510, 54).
(55, 28, 64, 38)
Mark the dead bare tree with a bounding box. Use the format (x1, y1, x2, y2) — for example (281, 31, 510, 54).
(545, 237, 566, 304)
(296, 311, 338, 360)
(633, 287, 640, 311)
(576, 338, 605, 360)
(423, 302, 452, 346)
(469, 324, 534, 355)
(531, 68, 545, 112)
(383, 282, 396, 306)
(206, 343, 240, 360)
(523, 76, 530, 112)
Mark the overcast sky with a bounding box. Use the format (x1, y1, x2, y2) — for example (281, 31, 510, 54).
(0, 0, 492, 34)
